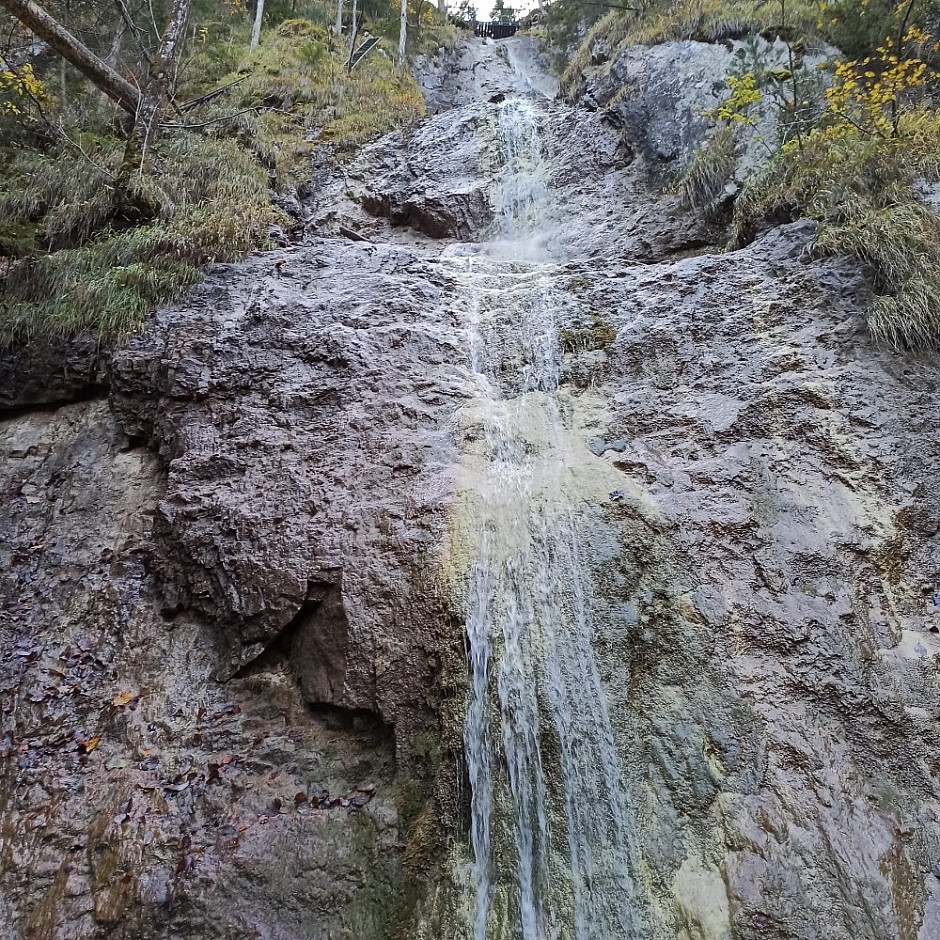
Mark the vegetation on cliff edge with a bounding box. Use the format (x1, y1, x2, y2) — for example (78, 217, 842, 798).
(558, 0, 940, 348)
(0, 0, 457, 346)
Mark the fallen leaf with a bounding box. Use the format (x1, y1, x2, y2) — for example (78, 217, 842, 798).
(85, 737, 101, 753)
(112, 691, 137, 707)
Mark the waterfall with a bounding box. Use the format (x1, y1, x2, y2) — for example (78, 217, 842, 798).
(457, 98, 644, 940)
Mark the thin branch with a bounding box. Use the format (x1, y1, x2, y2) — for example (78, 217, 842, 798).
(114, 0, 152, 61)
(55, 119, 118, 180)
(177, 75, 247, 112)
(892, 0, 918, 135)
(159, 104, 287, 129)
(146, 0, 160, 37)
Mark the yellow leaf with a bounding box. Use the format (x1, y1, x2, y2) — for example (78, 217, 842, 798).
(112, 691, 137, 706)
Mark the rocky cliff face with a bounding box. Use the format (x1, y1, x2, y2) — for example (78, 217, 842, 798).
(2, 33, 940, 940)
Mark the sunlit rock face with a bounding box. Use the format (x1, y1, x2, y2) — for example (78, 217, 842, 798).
(2, 33, 940, 940)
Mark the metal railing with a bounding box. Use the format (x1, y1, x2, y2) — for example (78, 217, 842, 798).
(474, 20, 518, 38)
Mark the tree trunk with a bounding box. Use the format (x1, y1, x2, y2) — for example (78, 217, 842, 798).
(250, 0, 264, 49)
(397, 0, 406, 68)
(334, 0, 343, 33)
(346, 0, 357, 70)
(0, 0, 139, 112)
(105, 16, 126, 66)
(116, 0, 193, 218)
(437, 0, 446, 13)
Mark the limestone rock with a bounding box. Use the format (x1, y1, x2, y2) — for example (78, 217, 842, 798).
(2, 33, 940, 940)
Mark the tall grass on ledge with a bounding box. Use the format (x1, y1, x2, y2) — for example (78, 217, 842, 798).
(0, 14, 438, 347)
(734, 108, 940, 349)
(0, 134, 277, 346)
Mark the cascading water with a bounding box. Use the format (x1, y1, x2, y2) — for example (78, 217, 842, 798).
(456, 97, 644, 940)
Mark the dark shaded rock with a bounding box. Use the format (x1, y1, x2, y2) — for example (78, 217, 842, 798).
(0, 400, 408, 940)
(0, 335, 107, 413)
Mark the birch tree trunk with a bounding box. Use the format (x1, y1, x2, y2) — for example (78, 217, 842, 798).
(346, 0, 357, 69)
(397, 0, 406, 69)
(0, 0, 139, 112)
(334, 0, 343, 33)
(117, 0, 193, 216)
(250, 0, 264, 50)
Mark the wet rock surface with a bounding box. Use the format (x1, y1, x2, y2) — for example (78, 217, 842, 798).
(109, 241, 463, 730)
(2, 32, 940, 940)
(561, 220, 940, 938)
(0, 401, 405, 939)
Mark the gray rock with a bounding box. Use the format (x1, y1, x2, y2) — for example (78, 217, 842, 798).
(2, 33, 940, 940)
(573, 37, 835, 187)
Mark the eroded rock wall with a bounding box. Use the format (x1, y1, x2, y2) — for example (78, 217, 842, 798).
(2, 32, 940, 940)
(0, 242, 470, 939)
(557, 221, 940, 938)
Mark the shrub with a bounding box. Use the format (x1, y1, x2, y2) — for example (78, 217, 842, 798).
(734, 108, 940, 347)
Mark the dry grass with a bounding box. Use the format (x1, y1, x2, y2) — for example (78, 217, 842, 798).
(677, 124, 738, 220)
(0, 133, 276, 345)
(0, 11, 443, 346)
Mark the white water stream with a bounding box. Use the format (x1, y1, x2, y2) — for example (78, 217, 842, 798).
(455, 97, 644, 940)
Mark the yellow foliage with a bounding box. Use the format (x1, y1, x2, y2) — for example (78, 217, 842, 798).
(824, 23, 934, 137)
(0, 63, 45, 116)
(705, 73, 762, 126)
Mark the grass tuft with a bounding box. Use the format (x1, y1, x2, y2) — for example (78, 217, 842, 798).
(0, 131, 277, 346)
(0, 11, 445, 347)
(677, 124, 738, 220)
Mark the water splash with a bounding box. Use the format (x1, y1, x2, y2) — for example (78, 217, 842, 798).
(458, 97, 644, 940)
